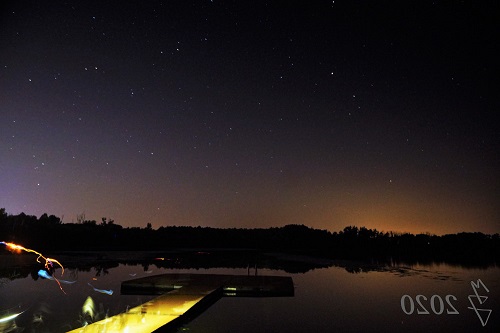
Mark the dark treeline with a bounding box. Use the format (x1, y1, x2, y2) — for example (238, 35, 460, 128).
(1, 208, 499, 265)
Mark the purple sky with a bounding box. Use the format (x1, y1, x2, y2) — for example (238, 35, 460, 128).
(1, 0, 498, 234)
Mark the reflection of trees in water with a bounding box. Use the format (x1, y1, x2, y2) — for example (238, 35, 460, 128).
(336, 260, 473, 281)
(0, 278, 9, 288)
(0, 266, 35, 282)
(0, 248, 499, 282)
(0, 261, 120, 281)
(67, 268, 79, 281)
(0, 252, 328, 280)
(94, 266, 109, 277)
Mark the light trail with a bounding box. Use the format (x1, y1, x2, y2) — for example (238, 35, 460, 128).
(87, 283, 113, 295)
(1, 241, 67, 293)
(38, 269, 76, 284)
(1, 241, 64, 274)
(0, 312, 22, 323)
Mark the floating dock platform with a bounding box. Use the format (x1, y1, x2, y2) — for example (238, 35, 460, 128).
(67, 273, 293, 333)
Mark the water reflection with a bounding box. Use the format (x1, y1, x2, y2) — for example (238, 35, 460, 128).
(0, 252, 499, 332)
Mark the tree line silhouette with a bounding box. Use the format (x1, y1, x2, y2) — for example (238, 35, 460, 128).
(1, 208, 498, 265)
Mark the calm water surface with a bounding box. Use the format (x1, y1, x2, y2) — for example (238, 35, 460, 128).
(0, 257, 498, 333)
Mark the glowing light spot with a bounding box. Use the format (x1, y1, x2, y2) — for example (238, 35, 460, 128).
(82, 296, 96, 319)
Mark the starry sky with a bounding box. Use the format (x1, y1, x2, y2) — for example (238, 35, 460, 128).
(0, 0, 498, 235)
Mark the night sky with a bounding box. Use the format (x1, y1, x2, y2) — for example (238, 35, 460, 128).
(1, 0, 498, 235)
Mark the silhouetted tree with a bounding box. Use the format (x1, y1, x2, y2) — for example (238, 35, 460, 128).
(0, 208, 498, 266)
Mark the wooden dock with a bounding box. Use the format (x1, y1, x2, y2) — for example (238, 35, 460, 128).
(67, 273, 293, 333)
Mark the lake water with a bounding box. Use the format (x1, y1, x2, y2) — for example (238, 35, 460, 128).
(0, 254, 499, 333)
